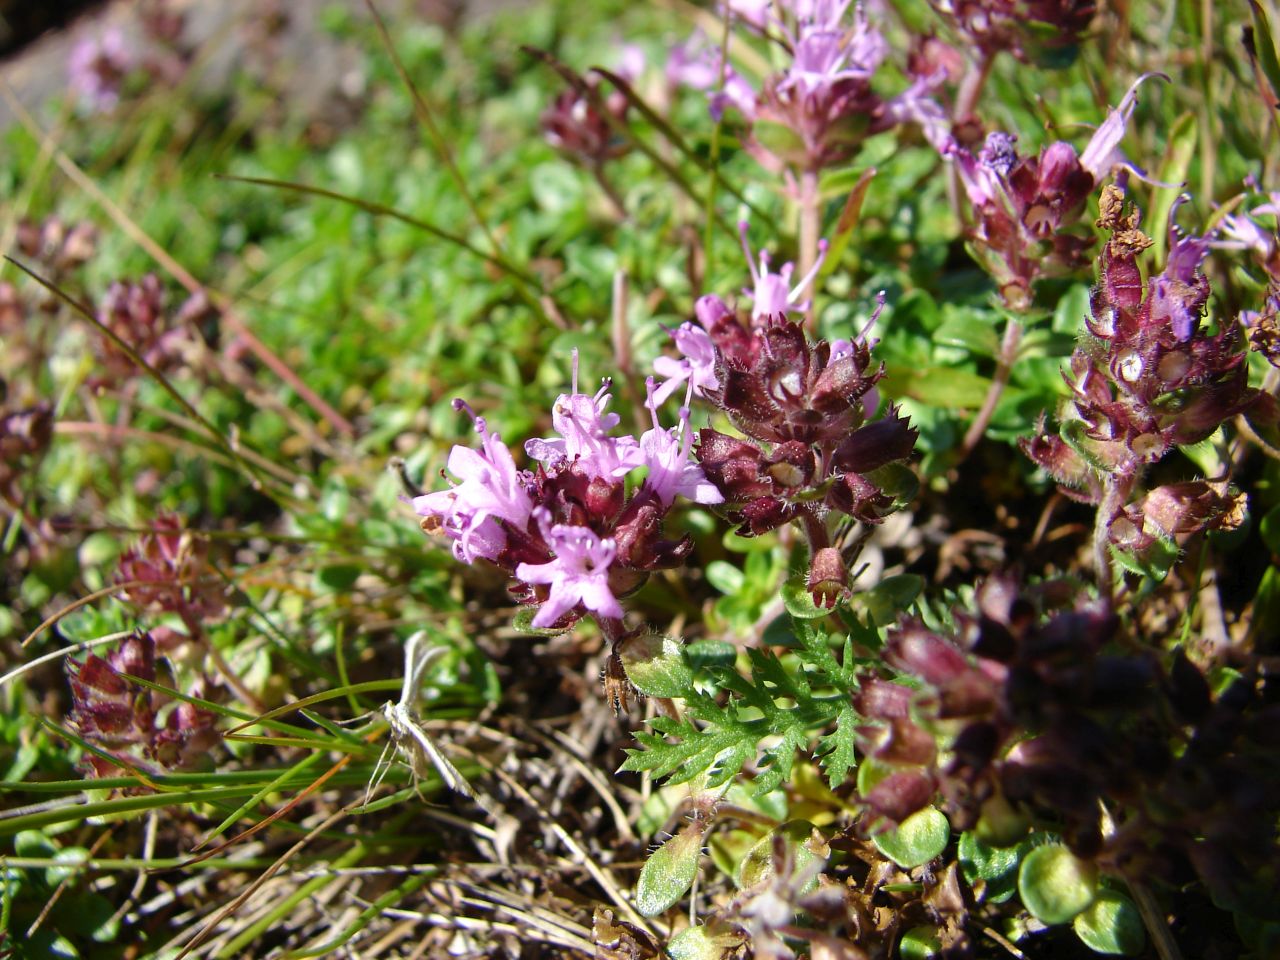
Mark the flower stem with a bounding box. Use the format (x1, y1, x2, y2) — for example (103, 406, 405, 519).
(799, 169, 821, 328)
(955, 53, 994, 123)
(1092, 474, 1133, 605)
(960, 315, 1023, 459)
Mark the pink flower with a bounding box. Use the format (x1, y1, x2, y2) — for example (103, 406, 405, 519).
(639, 380, 724, 507)
(68, 28, 134, 113)
(524, 352, 644, 479)
(652, 322, 720, 405)
(516, 521, 624, 627)
(414, 402, 533, 564)
(739, 221, 828, 322)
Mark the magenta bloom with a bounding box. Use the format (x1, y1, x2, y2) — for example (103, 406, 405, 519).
(639, 380, 724, 508)
(739, 222, 828, 322)
(653, 322, 720, 405)
(414, 402, 533, 564)
(516, 521, 624, 627)
(68, 28, 134, 113)
(524, 354, 644, 479)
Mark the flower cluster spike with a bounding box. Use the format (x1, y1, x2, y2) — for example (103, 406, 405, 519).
(416, 352, 722, 633)
(855, 573, 1280, 908)
(115, 514, 228, 623)
(0, 402, 53, 510)
(66, 630, 220, 779)
(68, 28, 135, 114)
(669, 2, 946, 173)
(941, 77, 1159, 309)
(1021, 186, 1254, 566)
(92, 274, 189, 387)
(653, 228, 917, 606)
(928, 0, 1096, 66)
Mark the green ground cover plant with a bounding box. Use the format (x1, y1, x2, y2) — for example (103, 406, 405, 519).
(2, 0, 1279, 956)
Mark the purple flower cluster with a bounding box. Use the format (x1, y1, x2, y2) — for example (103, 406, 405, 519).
(92, 274, 190, 387)
(416, 355, 721, 631)
(1022, 187, 1255, 571)
(669, 2, 946, 173)
(652, 225, 917, 605)
(928, 0, 1096, 66)
(68, 28, 135, 114)
(67, 630, 220, 779)
(941, 75, 1155, 308)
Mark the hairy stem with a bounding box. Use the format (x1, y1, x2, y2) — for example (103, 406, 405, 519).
(799, 169, 821, 328)
(960, 315, 1023, 459)
(1092, 473, 1134, 605)
(955, 52, 995, 123)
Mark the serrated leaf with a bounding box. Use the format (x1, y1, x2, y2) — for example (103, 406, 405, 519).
(684, 639, 739, 670)
(817, 704, 858, 788)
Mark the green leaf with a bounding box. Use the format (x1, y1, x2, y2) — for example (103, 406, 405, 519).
(736, 820, 824, 891)
(816, 705, 858, 789)
(1018, 843, 1098, 924)
(315, 563, 361, 592)
(883, 365, 992, 409)
(1109, 535, 1179, 583)
(934, 307, 1000, 358)
(622, 635, 695, 699)
(511, 606, 572, 637)
(782, 577, 835, 619)
(853, 573, 924, 627)
(1149, 112, 1197, 265)
(706, 560, 745, 596)
(958, 830, 1021, 883)
(635, 825, 704, 916)
(1052, 283, 1092, 335)
(667, 922, 746, 960)
(899, 926, 942, 960)
(1073, 890, 1146, 955)
(873, 806, 950, 868)
(1259, 503, 1280, 553)
(865, 463, 920, 512)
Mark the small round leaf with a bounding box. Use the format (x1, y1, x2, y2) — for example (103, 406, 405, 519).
(782, 578, 836, 619)
(1073, 890, 1145, 955)
(635, 826, 703, 917)
(958, 831, 1021, 883)
(622, 635, 694, 698)
(899, 926, 942, 960)
(873, 806, 950, 868)
(1018, 844, 1098, 924)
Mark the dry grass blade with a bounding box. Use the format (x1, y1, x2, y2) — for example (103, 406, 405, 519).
(0, 79, 355, 438)
(175, 735, 375, 868)
(173, 802, 358, 960)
